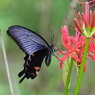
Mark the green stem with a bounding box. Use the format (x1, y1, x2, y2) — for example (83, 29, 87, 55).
(74, 37, 90, 95)
(64, 58, 73, 95)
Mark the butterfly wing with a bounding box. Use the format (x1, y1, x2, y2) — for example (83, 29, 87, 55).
(7, 25, 51, 55)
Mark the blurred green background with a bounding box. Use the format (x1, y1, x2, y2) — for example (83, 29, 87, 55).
(0, 0, 95, 95)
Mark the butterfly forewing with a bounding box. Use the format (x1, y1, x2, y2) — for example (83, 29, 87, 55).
(7, 26, 50, 55)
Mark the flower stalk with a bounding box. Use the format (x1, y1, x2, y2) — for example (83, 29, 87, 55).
(64, 58, 74, 95)
(74, 37, 90, 95)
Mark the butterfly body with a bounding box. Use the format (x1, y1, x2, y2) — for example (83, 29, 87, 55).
(7, 25, 55, 83)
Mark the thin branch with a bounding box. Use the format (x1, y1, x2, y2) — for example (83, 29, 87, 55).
(0, 30, 14, 95)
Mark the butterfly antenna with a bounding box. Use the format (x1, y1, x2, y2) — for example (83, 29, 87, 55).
(50, 30, 55, 45)
(52, 34, 55, 44)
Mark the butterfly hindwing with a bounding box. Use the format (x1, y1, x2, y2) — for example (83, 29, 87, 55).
(18, 49, 48, 83)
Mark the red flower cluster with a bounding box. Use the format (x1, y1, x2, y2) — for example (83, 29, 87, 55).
(57, 2, 95, 70)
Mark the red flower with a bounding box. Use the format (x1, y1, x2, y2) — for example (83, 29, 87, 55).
(57, 26, 86, 69)
(74, 2, 95, 37)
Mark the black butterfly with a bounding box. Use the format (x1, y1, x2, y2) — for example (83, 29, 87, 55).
(7, 25, 55, 83)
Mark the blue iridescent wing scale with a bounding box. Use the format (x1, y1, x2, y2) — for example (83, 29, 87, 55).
(7, 25, 51, 55)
